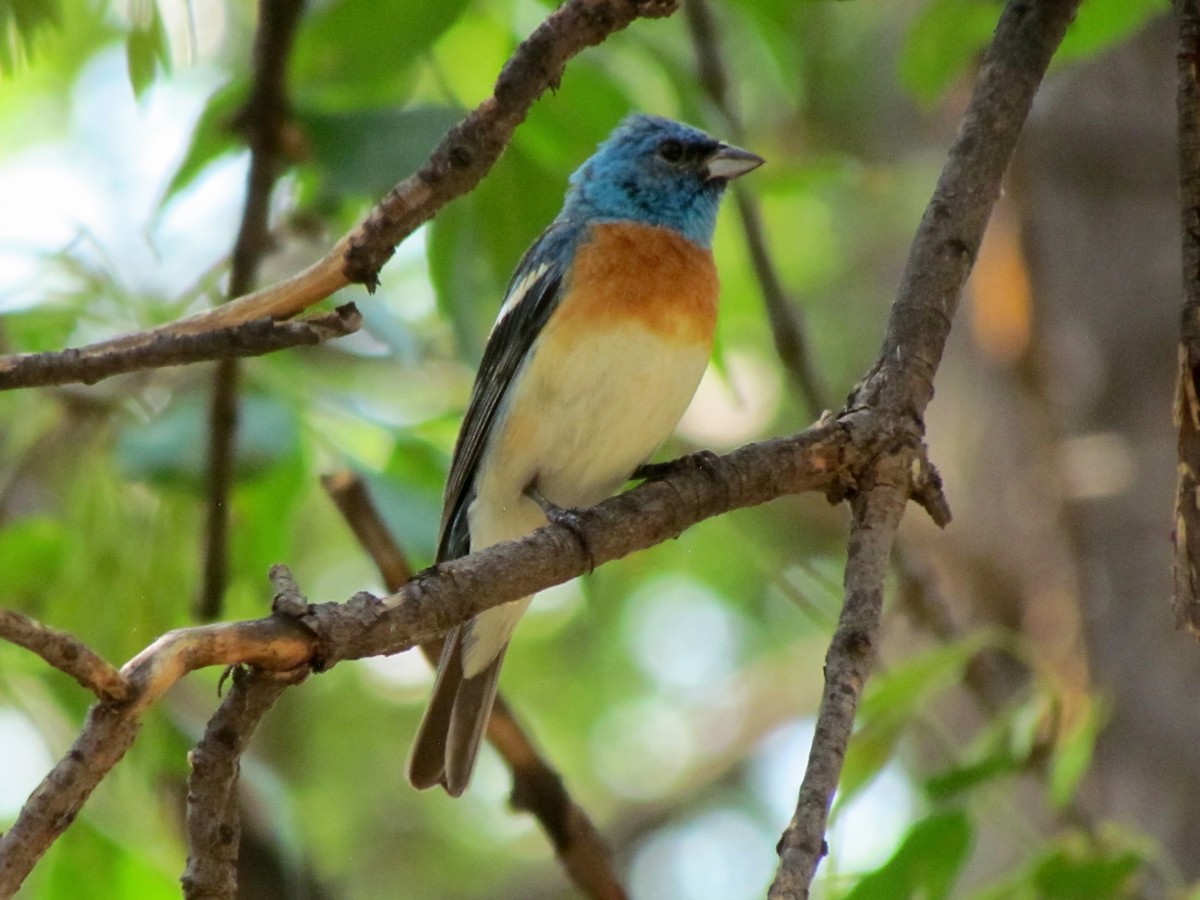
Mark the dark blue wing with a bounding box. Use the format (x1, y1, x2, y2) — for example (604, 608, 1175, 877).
(437, 219, 587, 562)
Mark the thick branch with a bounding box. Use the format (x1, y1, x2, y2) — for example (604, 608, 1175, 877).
(767, 0, 1081, 895)
(0, 307, 360, 390)
(181, 667, 300, 900)
(0, 0, 680, 392)
(1174, 0, 1200, 635)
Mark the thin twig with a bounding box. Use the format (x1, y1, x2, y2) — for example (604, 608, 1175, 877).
(199, 356, 240, 620)
(684, 0, 827, 414)
(0, 609, 131, 702)
(321, 471, 627, 900)
(0, 0, 681, 392)
(0, 307, 361, 390)
(771, 458, 911, 898)
(198, 0, 307, 621)
(1173, 0, 1200, 635)
(768, 0, 1081, 895)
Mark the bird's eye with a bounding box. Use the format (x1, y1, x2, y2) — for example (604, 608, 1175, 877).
(658, 139, 685, 163)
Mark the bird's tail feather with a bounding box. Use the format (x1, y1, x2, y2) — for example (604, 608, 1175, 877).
(407, 626, 507, 797)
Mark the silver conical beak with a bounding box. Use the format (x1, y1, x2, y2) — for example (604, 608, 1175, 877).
(704, 143, 764, 181)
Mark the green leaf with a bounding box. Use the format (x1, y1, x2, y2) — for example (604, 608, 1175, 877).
(899, 0, 998, 106)
(33, 817, 178, 900)
(1048, 697, 1106, 809)
(298, 104, 461, 202)
(1032, 845, 1143, 899)
(845, 809, 972, 900)
(0, 0, 62, 74)
(923, 692, 1042, 800)
(1055, 0, 1161, 63)
(365, 433, 450, 567)
(0, 516, 67, 605)
(292, 0, 472, 109)
(160, 79, 246, 207)
(124, 0, 170, 98)
(840, 630, 998, 802)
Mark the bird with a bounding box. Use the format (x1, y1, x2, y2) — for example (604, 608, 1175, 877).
(407, 113, 763, 796)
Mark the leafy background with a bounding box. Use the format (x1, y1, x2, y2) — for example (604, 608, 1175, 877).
(0, 0, 1183, 897)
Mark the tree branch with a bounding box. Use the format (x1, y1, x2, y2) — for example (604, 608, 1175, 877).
(321, 472, 628, 900)
(181, 569, 311, 900)
(0, 307, 360, 390)
(181, 667, 299, 900)
(0, 0, 681, 393)
(198, 0, 307, 622)
(1173, 0, 1200, 636)
(0, 609, 131, 702)
(767, 0, 1081, 895)
(771, 458, 910, 899)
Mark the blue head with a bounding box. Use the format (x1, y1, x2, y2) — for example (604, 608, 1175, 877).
(560, 114, 763, 247)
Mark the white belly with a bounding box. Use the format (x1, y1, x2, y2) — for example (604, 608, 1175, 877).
(458, 323, 710, 675)
(469, 323, 710, 551)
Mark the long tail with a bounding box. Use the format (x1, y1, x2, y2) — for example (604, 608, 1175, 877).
(407, 625, 507, 797)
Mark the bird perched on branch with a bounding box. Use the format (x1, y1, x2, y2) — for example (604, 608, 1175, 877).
(408, 113, 763, 795)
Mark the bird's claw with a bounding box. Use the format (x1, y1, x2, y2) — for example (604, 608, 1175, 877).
(525, 485, 596, 572)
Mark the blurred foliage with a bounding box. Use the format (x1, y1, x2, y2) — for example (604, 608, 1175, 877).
(0, 0, 1178, 898)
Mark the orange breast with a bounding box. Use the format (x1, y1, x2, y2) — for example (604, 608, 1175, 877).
(553, 222, 719, 345)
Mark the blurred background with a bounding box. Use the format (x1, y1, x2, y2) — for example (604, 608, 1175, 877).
(0, 0, 1184, 896)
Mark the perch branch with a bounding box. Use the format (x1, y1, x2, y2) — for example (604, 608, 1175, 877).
(0, 417, 870, 896)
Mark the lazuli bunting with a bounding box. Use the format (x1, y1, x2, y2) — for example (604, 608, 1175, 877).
(408, 114, 763, 796)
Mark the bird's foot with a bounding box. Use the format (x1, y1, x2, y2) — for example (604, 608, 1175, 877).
(525, 485, 596, 573)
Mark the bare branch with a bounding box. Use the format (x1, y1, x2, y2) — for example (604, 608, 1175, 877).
(181, 667, 306, 899)
(770, 457, 911, 899)
(0, 307, 361, 390)
(767, 0, 1082, 894)
(1174, 0, 1200, 635)
(181, 564, 312, 900)
(0, 0, 681, 393)
(198, 0, 308, 622)
(0, 609, 131, 702)
(854, 0, 1081, 419)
